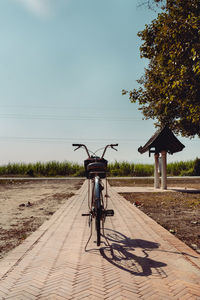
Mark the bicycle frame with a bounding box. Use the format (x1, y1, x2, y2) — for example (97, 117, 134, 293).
(88, 175, 108, 209)
(72, 143, 118, 246)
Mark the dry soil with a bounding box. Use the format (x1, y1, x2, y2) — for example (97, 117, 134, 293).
(0, 179, 83, 260)
(109, 178, 200, 253)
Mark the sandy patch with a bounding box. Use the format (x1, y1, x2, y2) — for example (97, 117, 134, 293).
(0, 179, 84, 259)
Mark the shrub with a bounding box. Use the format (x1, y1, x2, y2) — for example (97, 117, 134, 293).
(26, 168, 35, 177)
(193, 158, 200, 176)
(134, 164, 154, 176)
(167, 160, 194, 176)
(179, 168, 194, 176)
(107, 161, 135, 177)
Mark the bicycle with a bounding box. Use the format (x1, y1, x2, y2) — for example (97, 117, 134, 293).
(72, 143, 118, 246)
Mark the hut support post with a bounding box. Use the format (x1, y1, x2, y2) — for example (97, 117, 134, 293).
(154, 153, 160, 189)
(161, 150, 167, 190)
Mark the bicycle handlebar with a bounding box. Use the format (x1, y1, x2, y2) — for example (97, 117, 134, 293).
(72, 143, 118, 158)
(101, 144, 118, 158)
(72, 144, 90, 157)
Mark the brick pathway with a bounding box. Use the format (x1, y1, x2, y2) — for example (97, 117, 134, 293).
(0, 181, 200, 300)
(112, 186, 200, 193)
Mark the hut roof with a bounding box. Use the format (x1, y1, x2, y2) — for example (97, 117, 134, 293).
(138, 126, 185, 155)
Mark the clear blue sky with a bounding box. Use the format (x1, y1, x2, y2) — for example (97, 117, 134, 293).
(0, 0, 199, 165)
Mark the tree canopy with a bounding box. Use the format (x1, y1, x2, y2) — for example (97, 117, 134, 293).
(124, 0, 200, 137)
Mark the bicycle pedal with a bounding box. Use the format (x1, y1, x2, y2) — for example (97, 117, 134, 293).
(82, 213, 90, 216)
(105, 209, 114, 216)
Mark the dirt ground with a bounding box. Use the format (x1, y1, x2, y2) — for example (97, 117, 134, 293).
(109, 177, 200, 189)
(0, 179, 83, 260)
(1, 177, 200, 260)
(109, 178, 200, 253)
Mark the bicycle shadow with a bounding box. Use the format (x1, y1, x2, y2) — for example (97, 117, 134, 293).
(100, 228, 167, 277)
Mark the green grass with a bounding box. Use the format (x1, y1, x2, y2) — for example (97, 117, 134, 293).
(0, 158, 199, 177)
(167, 160, 195, 176)
(0, 161, 85, 177)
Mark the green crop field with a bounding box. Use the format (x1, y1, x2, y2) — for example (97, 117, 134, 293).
(0, 158, 199, 177)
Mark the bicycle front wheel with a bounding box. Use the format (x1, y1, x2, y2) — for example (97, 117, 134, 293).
(94, 177, 102, 246)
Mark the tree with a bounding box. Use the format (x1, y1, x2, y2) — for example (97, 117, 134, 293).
(123, 0, 200, 137)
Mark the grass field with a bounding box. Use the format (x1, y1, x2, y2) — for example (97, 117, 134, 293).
(0, 158, 199, 177)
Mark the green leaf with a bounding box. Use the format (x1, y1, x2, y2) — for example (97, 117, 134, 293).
(123, 0, 200, 138)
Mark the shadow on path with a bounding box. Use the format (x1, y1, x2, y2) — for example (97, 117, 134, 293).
(172, 188, 200, 194)
(99, 228, 167, 277)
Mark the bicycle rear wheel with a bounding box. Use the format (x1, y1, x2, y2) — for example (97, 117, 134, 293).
(94, 177, 102, 246)
(96, 208, 101, 246)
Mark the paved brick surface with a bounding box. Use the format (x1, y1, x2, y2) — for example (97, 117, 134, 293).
(112, 186, 200, 193)
(0, 181, 200, 300)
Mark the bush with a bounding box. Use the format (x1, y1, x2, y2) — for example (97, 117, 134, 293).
(107, 161, 135, 177)
(179, 168, 194, 176)
(73, 167, 85, 177)
(26, 168, 35, 177)
(167, 160, 194, 176)
(193, 158, 200, 176)
(134, 164, 154, 176)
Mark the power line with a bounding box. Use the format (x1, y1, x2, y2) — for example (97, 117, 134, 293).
(0, 136, 145, 143)
(0, 104, 136, 112)
(0, 113, 142, 122)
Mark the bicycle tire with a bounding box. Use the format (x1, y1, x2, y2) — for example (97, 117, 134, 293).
(96, 208, 101, 246)
(94, 177, 101, 246)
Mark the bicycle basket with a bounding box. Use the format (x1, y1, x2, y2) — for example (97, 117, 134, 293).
(84, 157, 108, 179)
